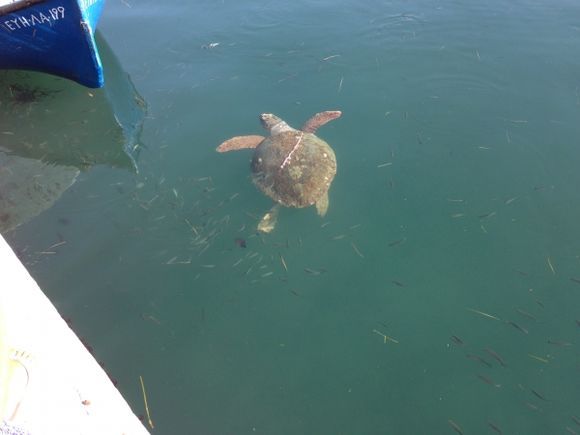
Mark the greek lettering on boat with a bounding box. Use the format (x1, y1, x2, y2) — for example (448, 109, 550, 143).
(3, 6, 65, 31)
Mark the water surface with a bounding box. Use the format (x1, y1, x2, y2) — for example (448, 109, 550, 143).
(3, 0, 580, 433)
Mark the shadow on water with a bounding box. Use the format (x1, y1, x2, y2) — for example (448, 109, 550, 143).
(0, 32, 147, 232)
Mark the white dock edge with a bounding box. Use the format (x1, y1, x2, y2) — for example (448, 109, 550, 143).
(1, 235, 150, 435)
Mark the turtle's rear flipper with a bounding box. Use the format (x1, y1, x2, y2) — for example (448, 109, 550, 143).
(301, 111, 342, 134)
(315, 192, 329, 216)
(216, 135, 265, 152)
(257, 204, 280, 233)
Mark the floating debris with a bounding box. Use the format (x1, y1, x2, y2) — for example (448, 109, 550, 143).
(321, 54, 341, 61)
(528, 354, 549, 364)
(139, 375, 154, 429)
(547, 256, 556, 275)
(202, 42, 220, 49)
(279, 254, 288, 272)
(467, 308, 500, 321)
(372, 329, 399, 344)
(304, 267, 326, 275)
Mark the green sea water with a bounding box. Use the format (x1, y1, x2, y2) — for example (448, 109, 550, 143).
(2, 0, 580, 433)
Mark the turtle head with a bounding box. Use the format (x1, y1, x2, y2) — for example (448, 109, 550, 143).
(260, 113, 292, 135)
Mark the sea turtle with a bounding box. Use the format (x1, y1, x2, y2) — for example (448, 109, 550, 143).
(216, 110, 341, 232)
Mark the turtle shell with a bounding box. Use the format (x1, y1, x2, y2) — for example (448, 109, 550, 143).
(250, 130, 337, 208)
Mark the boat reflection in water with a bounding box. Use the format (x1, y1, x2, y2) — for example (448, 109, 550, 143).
(0, 33, 146, 232)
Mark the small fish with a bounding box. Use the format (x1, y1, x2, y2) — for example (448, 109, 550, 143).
(332, 234, 346, 240)
(447, 419, 464, 435)
(141, 313, 162, 325)
(484, 348, 507, 367)
(377, 162, 393, 168)
(391, 280, 405, 287)
(388, 238, 406, 247)
(466, 354, 492, 368)
(566, 426, 578, 435)
(488, 421, 503, 434)
(447, 198, 465, 203)
(504, 196, 519, 205)
(516, 308, 537, 321)
(570, 277, 580, 285)
(524, 402, 541, 412)
(571, 415, 580, 426)
(506, 320, 528, 334)
(450, 335, 464, 346)
(234, 238, 247, 248)
(261, 271, 273, 278)
(351, 242, 364, 258)
(477, 374, 501, 388)
(478, 211, 496, 219)
(338, 76, 343, 93)
(547, 339, 572, 347)
(450, 213, 465, 218)
(531, 389, 547, 401)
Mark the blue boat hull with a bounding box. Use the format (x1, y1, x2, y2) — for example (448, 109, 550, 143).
(0, 0, 105, 88)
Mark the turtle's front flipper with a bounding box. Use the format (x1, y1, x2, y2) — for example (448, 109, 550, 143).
(301, 111, 342, 134)
(257, 204, 280, 233)
(315, 192, 329, 217)
(216, 135, 265, 152)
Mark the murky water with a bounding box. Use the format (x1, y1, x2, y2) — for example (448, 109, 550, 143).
(2, 0, 580, 433)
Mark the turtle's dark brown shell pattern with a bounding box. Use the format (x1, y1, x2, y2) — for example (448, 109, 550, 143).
(250, 130, 336, 208)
